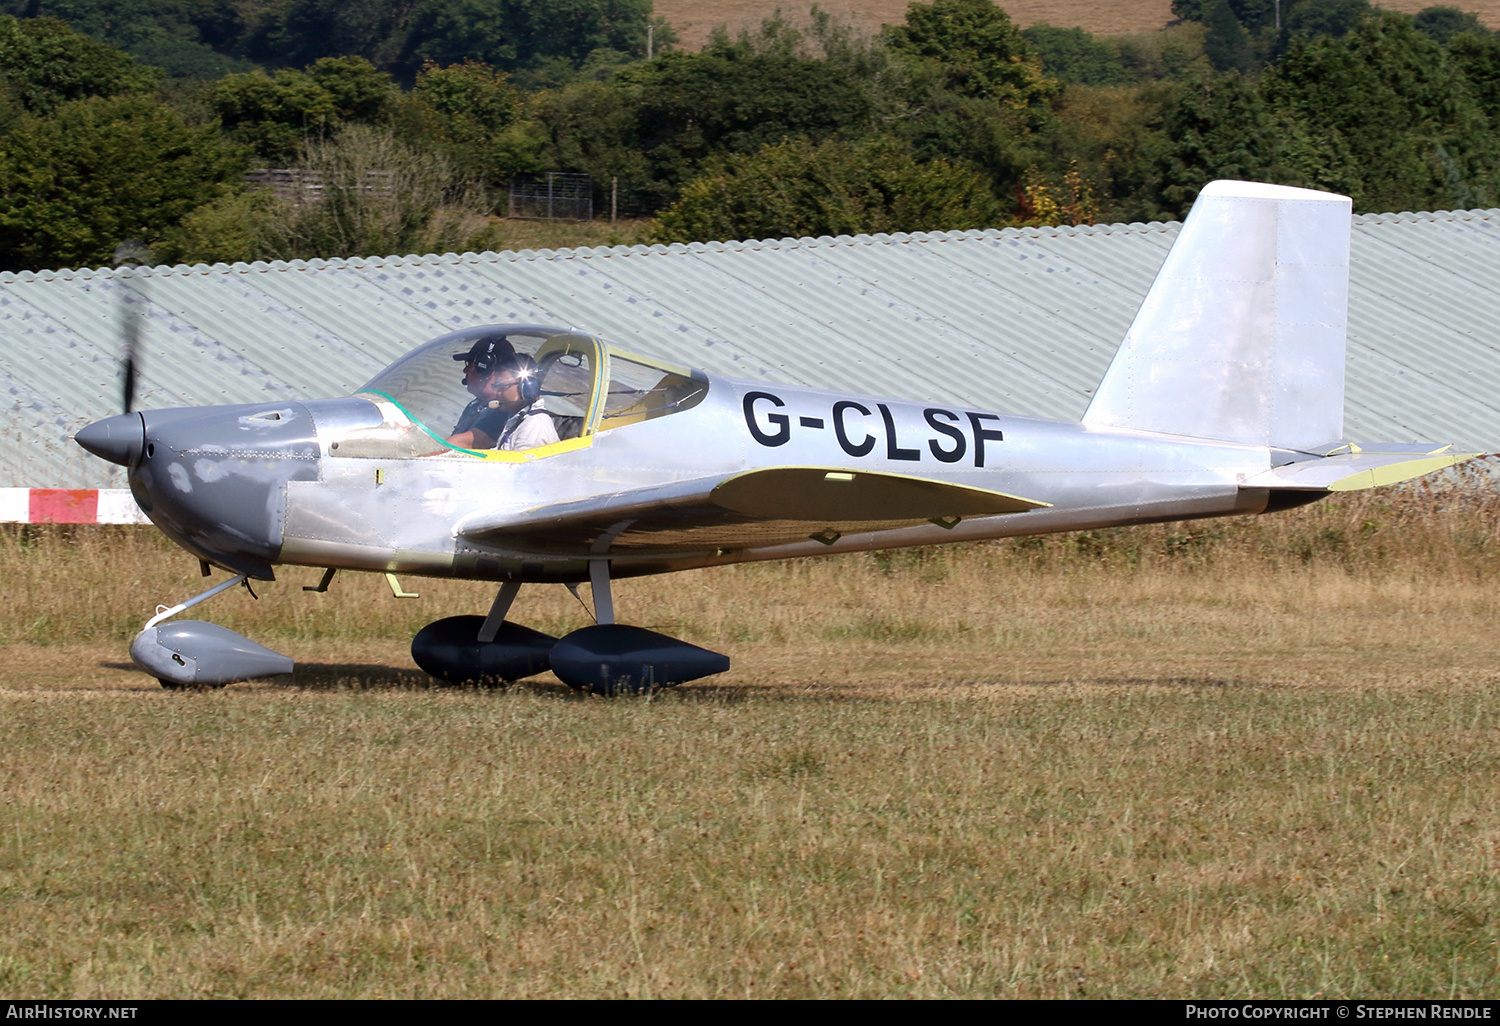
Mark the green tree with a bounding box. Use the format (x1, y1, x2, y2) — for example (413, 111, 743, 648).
(1022, 25, 1129, 86)
(1150, 10, 1500, 217)
(876, 0, 1064, 203)
(1265, 10, 1496, 210)
(1204, 0, 1253, 71)
(532, 25, 886, 216)
(8, 0, 676, 80)
(1414, 6, 1489, 43)
(396, 0, 671, 79)
(154, 187, 281, 265)
(308, 55, 399, 122)
(0, 15, 157, 113)
(248, 0, 417, 71)
(1174, 0, 1281, 32)
(884, 0, 1057, 119)
(0, 94, 248, 271)
(0, 0, 256, 77)
(653, 136, 1004, 243)
(1033, 83, 1174, 223)
(1281, 0, 1371, 41)
(531, 78, 655, 212)
(1448, 30, 1500, 110)
(209, 57, 399, 165)
(633, 47, 874, 168)
(1150, 71, 1276, 215)
(402, 59, 538, 191)
(1112, 23, 1212, 82)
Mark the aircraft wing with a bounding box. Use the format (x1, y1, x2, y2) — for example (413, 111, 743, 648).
(1247, 445, 1487, 492)
(457, 467, 1049, 555)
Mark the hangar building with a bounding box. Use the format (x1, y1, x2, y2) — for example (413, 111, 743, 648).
(2, 205, 1497, 492)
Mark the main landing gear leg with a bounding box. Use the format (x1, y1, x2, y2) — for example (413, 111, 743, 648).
(478, 580, 522, 642)
(549, 559, 730, 695)
(130, 573, 294, 689)
(588, 560, 615, 625)
(411, 580, 557, 685)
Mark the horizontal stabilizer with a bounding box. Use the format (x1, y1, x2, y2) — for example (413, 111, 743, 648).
(457, 467, 1047, 555)
(1246, 446, 1485, 492)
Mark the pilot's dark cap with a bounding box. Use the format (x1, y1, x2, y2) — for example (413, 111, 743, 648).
(453, 335, 517, 374)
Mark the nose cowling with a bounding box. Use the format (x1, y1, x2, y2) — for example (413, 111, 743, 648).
(116, 402, 322, 579)
(75, 412, 145, 467)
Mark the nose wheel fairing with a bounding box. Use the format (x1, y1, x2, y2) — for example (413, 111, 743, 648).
(132, 619, 293, 688)
(127, 573, 295, 688)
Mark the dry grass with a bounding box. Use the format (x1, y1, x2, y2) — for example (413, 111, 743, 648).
(2, 477, 1499, 997)
(656, 1, 1500, 51)
(486, 217, 656, 254)
(657, 0, 1178, 49)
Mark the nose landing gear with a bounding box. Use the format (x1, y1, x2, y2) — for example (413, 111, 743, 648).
(131, 574, 294, 688)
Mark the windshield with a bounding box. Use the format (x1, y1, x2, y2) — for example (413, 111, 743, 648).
(357, 325, 565, 445)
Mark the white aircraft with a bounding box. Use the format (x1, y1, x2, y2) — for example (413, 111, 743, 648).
(75, 181, 1481, 691)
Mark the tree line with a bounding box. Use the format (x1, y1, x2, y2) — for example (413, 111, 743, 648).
(0, 0, 1496, 272)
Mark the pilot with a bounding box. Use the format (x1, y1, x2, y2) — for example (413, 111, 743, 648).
(446, 336, 559, 451)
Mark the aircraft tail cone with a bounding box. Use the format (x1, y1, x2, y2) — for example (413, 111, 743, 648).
(550, 624, 730, 695)
(411, 615, 557, 684)
(131, 620, 293, 688)
(75, 412, 145, 467)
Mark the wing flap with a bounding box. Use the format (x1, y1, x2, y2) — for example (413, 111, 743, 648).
(458, 467, 1048, 556)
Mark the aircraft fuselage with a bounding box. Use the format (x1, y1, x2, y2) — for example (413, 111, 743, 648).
(103, 370, 1291, 587)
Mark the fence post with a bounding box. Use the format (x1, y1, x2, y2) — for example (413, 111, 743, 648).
(611, 176, 618, 223)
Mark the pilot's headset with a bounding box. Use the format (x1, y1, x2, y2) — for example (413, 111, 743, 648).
(511, 354, 541, 405)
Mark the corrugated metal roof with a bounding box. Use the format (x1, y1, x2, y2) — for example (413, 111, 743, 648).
(3, 208, 1497, 489)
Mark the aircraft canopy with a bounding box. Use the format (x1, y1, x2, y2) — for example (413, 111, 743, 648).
(354, 324, 708, 458)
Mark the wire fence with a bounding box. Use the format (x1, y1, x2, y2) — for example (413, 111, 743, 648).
(508, 172, 593, 221)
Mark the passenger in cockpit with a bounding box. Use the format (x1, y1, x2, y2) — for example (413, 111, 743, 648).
(446, 336, 560, 451)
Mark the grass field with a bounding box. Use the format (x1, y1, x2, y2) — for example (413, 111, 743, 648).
(656, 0, 1178, 48)
(487, 218, 656, 253)
(655, 0, 1500, 50)
(2, 476, 1499, 997)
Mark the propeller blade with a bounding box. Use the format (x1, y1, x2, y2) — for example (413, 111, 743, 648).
(114, 240, 150, 415)
(122, 285, 140, 414)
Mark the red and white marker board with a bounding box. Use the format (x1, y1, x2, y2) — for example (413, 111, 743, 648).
(0, 489, 150, 524)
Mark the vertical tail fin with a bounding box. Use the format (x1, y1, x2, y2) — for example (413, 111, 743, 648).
(1082, 180, 1352, 450)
